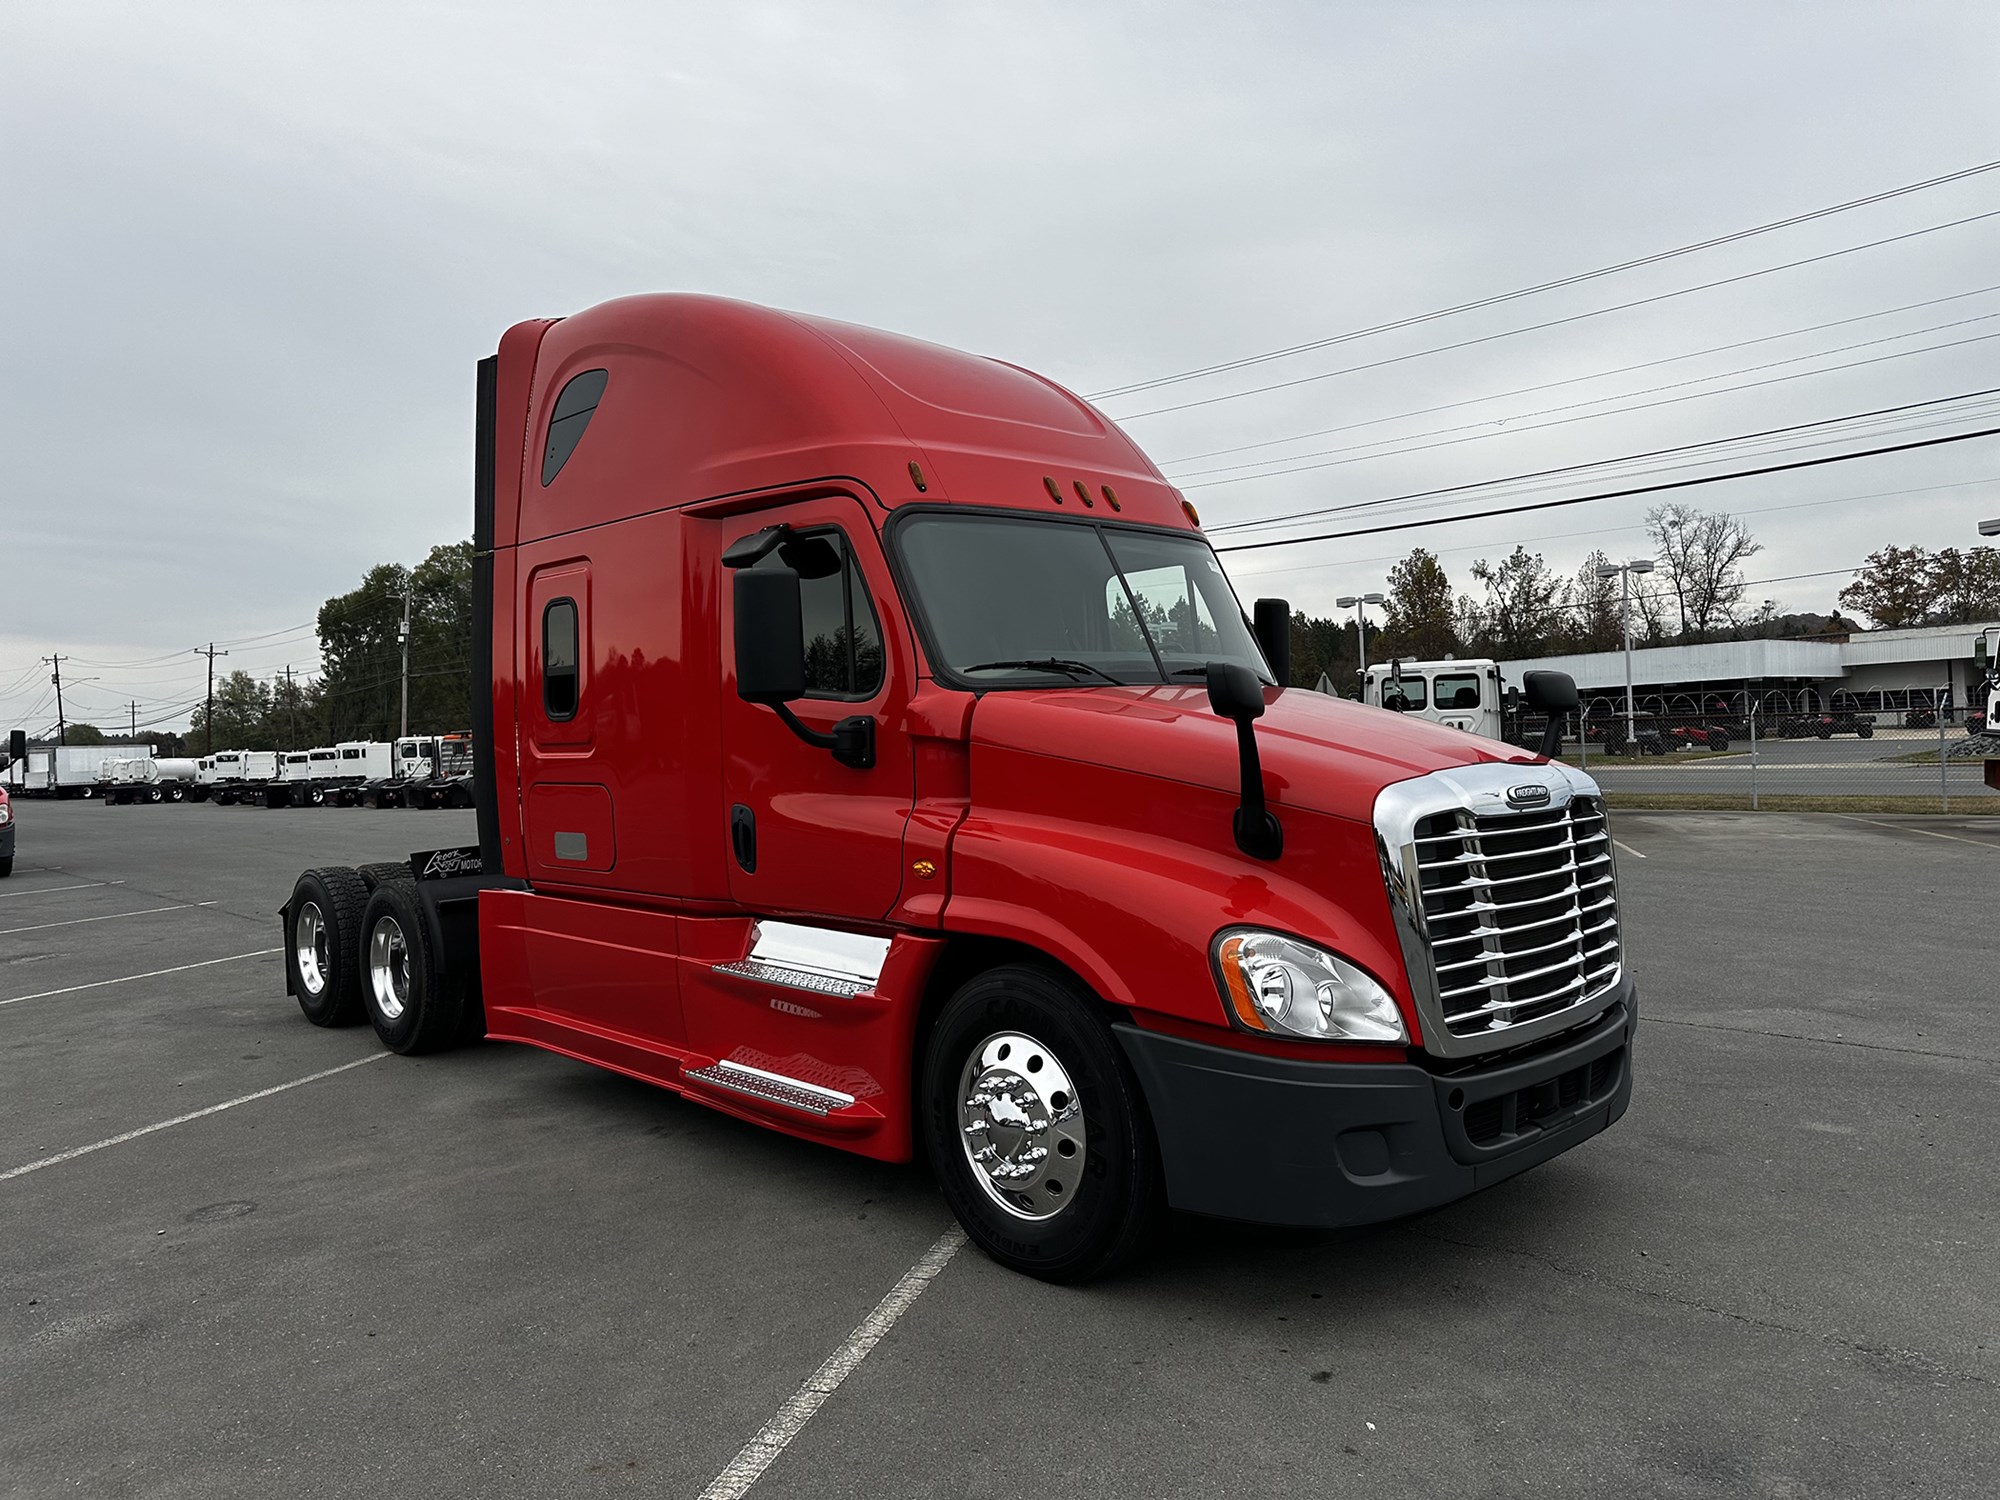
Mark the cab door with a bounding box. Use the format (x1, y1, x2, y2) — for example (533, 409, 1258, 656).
(717, 498, 916, 922)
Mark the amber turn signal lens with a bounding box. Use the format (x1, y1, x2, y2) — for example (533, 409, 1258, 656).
(1215, 933, 1270, 1033)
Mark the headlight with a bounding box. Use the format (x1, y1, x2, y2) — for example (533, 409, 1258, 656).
(1213, 929, 1406, 1043)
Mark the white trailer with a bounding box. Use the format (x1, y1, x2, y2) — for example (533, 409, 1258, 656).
(100, 756, 200, 804)
(14, 743, 156, 798)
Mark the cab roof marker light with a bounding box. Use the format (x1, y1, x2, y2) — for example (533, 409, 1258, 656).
(908, 461, 928, 493)
(1101, 484, 1121, 512)
(1044, 476, 1065, 504)
(1074, 480, 1095, 508)
(1181, 498, 1202, 528)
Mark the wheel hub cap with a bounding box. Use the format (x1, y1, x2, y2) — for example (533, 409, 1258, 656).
(295, 901, 327, 996)
(368, 916, 410, 1022)
(958, 1031, 1086, 1221)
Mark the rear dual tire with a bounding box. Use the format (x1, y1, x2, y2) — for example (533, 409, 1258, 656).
(286, 867, 369, 1026)
(358, 881, 471, 1054)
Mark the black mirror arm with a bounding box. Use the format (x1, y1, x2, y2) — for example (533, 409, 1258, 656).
(1230, 719, 1283, 861)
(1537, 716, 1565, 760)
(771, 704, 876, 770)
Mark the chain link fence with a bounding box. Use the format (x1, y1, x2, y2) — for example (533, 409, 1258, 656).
(1531, 688, 2000, 808)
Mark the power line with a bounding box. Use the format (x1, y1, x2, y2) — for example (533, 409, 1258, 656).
(1210, 388, 2000, 535)
(1175, 323, 2000, 489)
(1158, 283, 2000, 467)
(1212, 423, 2000, 554)
(1089, 158, 2000, 400)
(1109, 207, 2000, 421)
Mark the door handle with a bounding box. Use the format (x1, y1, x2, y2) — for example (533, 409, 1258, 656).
(730, 804, 757, 873)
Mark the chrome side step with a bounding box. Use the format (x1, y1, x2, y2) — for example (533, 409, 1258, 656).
(712, 920, 891, 1000)
(712, 957, 869, 999)
(683, 1059, 856, 1116)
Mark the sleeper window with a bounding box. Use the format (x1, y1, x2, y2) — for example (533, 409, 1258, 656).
(541, 369, 609, 486)
(544, 598, 579, 720)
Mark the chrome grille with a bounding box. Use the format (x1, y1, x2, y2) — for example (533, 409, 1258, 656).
(1410, 797, 1620, 1040)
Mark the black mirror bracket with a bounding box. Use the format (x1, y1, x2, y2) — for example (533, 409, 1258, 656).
(1205, 660, 1283, 861)
(772, 704, 876, 770)
(1228, 718, 1283, 861)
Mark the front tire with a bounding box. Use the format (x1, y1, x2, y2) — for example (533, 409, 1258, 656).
(359, 880, 465, 1054)
(921, 965, 1165, 1283)
(286, 867, 368, 1026)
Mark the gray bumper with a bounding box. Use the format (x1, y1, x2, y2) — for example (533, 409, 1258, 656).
(1113, 986, 1635, 1229)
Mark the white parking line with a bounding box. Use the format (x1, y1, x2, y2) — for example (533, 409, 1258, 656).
(0, 1053, 388, 1183)
(0, 879, 127, 901)
(1839, 815, 1999, 849)
(0, 901, 218, 937)
(0, 948, 281, 1008)
(1614, 840, 1647, 859)
(697, 1227, 967, 1499)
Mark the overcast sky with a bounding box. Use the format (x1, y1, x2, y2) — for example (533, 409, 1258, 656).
(4, 1, 1997, 735)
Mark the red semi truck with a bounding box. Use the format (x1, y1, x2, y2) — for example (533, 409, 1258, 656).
(281, 295, 1633, 1281)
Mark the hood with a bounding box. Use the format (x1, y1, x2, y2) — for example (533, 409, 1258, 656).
(968, 683, 1542, 819)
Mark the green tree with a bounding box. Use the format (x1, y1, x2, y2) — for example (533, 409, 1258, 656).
(1378, 548, 1461, 659)
(1567, 551, 1623, 653)
(1838, 545, 1935, 628)
(1462, 547, 1570, 657)
(64, 723, 107, 746)
(316, 542, 475, 741)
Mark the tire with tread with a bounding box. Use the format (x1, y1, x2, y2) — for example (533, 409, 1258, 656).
(359, 880, 465, 1054)
(286, 866, 368, 1026)
(921, 964, 1165, 1283)
(0, 857, 13, 879)
(357, 860, 414, 891)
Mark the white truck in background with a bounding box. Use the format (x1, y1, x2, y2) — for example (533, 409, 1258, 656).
(1362, 659, 1507, 738)
(8, 743, 157, 798)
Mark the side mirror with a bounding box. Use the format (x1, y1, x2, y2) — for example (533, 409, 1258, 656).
(1206, 662, 1281, 861)
(730, 563, 875, 770)
(1252, 598, 1291, 686)
(1523, 670, 1579, 759)
(733, 566, 807, 705)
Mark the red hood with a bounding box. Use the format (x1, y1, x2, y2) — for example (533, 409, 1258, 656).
(967, 683, 1541, 819)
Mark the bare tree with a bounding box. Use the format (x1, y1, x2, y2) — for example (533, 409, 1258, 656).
(1462, 547, 1570, 657)
(1568, 551, 1622, 652)
(1646, 503, 1762, 638)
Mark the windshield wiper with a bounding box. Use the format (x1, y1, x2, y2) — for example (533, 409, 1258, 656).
(960, 658, 1126, 685)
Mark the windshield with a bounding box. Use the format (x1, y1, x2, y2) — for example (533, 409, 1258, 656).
(895, 514, 1272, 687)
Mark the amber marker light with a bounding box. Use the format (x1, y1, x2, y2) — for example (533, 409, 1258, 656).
(1181, 498, 1202, 528)
(908, 461, 928, 492)
(1074, 480, 1094, 507)
(1101, 484, 1121, 512)
(1044, 476, 1065, 504)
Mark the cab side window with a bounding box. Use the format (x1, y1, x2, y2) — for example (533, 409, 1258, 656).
(753, 532, 884, 699)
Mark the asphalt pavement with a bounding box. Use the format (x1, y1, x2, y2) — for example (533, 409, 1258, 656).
(3, 799, 1996, 1498)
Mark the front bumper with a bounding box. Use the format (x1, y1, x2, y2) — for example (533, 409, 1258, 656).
(1113, 982, 1636, 1228)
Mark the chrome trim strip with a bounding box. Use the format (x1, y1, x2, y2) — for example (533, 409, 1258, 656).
(1374, 759, 1625, 1059)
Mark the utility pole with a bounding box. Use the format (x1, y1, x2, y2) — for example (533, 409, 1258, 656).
(129, 700, 139, 741)
(399, 587, 412, 740)
(194, 644, 229, 755)
(284, 665, 297, 749)
(42, 656, 67, 746)
(1598, 559, 1655, 752)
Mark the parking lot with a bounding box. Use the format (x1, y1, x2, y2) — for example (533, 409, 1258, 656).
(4, 799, 1997, 1498)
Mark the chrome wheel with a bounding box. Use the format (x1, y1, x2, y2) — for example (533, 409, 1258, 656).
(294, 901, 328, 996)
(958, 1030, 1087, 1221)
(368, 915, 410, 1022)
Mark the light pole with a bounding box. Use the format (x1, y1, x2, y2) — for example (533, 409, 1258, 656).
(1979, 518, 2000, 537)
(1597, 559, 1654, 750)
(1336, 591, 1386, 678)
